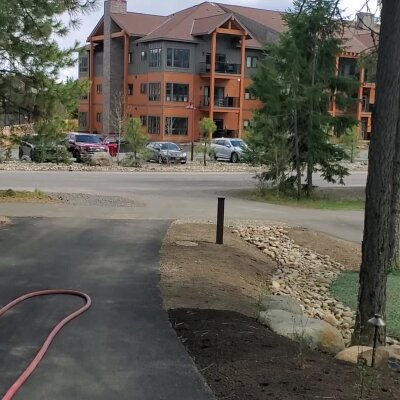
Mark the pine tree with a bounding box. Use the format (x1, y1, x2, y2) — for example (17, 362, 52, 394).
(0, 0, 98, 120)
(249, 0, 358, 198)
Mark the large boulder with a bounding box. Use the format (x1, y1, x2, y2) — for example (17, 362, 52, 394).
(259, 294, 303, 315)
(88, 153, 113, 167)
(335, 346, 373, 364)
(359, 347, 391, 368)
(259, 309, 345, 355)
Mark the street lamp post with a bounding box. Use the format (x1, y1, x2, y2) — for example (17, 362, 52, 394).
(185, 102, 197, 161)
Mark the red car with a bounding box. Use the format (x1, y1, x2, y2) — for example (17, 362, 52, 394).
(67, 133, 109, 162)
(102, 136, 118, 157)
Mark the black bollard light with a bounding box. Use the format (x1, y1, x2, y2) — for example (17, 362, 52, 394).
(216, 197, 225, 245)
(367, 314, 386, 368)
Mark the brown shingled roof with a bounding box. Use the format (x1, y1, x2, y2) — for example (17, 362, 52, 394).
(137, 2, 227, 43)
(191, 13, 233, 36)
(95, 2, 374, 55)
(219, 3, 286, 34)
(111, 12, 168, 37)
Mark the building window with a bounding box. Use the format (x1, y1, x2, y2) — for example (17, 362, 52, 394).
(149, 82, 161, 101)
(166, 83, 189, 102)
(141, 51, 147, 62)
(246, 56, 258, 68)
(140, 115, 147, 126)
(96, 84, 103, 94)
(140, 83, 147, 94)
(148, 116, 160, 134)
(78, 112, 87, 128)
(165, 117, 188, 136)
(79, 56, 88, 73)
(167, 48, 190, 68)
(96, 113, 102, 123)
(149, 48, 162, 67)
(245, 88, 256, 100)
(95, 53, 103, 65)
(128, 52, 133, 64)
(128, 84, 133, 96)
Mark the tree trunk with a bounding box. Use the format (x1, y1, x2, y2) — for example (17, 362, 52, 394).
(117, 131, 121, 166)
(307, 44, 318, 198)
(294, 103, 302, 200)
(204, 140, 207, 167)
(353, 0, 400, 346)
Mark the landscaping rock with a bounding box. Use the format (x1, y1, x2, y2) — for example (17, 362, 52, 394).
(360, 347, 390, 367)
(88, 153, 113, 167)
(259, 309, 345, 354)
(233, 224, 355, 340)
(335, 346, 372, 364)
(259, 295, 303, 315)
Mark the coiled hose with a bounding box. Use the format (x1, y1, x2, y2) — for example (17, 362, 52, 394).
(0, 290, 92, 400)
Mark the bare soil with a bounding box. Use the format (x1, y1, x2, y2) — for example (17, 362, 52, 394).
(287, 227, 361, 270)
(162, 223, 400, 399)
(160, 223, 276, 317)
(170, 308, 400, 400)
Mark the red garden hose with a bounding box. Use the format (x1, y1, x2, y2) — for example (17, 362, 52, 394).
(0, 290, 92, 400)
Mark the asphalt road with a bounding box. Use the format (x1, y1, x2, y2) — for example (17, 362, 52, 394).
(0, 218, 214, 400)
(0, 170, 367, 242)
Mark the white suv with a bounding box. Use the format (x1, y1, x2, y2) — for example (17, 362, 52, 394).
(211, 138, 247, 163)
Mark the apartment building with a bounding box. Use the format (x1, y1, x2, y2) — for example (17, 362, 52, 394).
(78, 0, 377, 141)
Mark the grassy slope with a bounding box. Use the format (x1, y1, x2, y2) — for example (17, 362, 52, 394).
(241, 190, 364, 210)
(331, 272, 400, 338)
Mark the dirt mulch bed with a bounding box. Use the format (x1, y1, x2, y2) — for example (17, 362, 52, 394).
(287, 227, 361, 271)
(170, 308, 400, 400)
(160, 223, 276, 318)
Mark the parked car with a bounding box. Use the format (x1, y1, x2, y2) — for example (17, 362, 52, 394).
(102, 136, 118, 157)
(19, 135, 68, 163)
(210, 138, 247, 163)
(146, 142, 187, 164)
(67, 133, 109, 162)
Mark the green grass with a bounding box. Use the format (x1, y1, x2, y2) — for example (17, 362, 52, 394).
(240, 189, 365, 210)
(0, 189, 51, 202)
(331, 272, 400, 339)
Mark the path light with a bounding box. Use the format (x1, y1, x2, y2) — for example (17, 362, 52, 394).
(367, 314, 386, 367)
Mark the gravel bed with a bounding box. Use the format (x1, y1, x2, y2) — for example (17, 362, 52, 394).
(0, 160, 261, 173)
(48, 192, 136, 207)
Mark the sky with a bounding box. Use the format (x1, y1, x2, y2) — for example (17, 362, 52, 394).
(58, 0, 379, 80)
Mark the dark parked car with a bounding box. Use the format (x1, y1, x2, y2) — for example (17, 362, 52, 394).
(19, 135, 68, 163)
(146, 142, 187, 164)
(67, 133, 109, 162)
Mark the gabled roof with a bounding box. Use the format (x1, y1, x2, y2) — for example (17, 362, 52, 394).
(111, 12, 168, 37)
(137, 2, 227, 43)
(88, 1, 375, 55)
(191, 13, 233, 36)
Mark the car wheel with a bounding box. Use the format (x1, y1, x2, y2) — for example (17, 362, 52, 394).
(158, 155, 164, 164)
(73, 150, 81, 163)
(20, 155, 31, 163)
(213, 153, 218, 161)
(231, 152, 239, 163)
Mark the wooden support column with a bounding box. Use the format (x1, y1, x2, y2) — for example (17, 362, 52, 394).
(332, 56, 340, 117)
(89, 41, 95, 133)
(209, 30, 217, 139)
(238, 34, 246, 138)
(357, 67, 366, 133)
(123, 33, 129, 117)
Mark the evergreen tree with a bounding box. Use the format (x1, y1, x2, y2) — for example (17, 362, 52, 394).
(0, 0, 98, 120)
(249, 0, 358, 198)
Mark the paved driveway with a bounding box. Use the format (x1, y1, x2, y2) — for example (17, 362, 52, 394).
(0, 218, 214, 400)
(0, 171, 366, 242)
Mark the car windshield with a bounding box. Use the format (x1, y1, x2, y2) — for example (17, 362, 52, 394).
(76, 135, 102, 144)
(160, 143, 180, 151)
(230, 140, 246, 148)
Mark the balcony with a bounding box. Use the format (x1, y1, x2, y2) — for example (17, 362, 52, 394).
(200, 62, 241, 75)
(200, 96, 240, 109)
